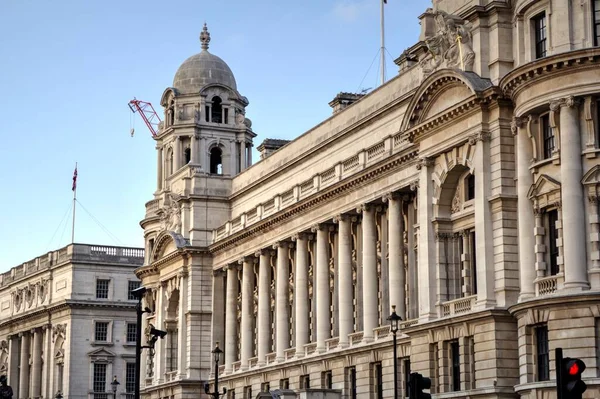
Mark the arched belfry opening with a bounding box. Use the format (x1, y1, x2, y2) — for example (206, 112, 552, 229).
(184, 147, 191, 164)
(210, 147, 223, 174)
(211, 96, 222, 123)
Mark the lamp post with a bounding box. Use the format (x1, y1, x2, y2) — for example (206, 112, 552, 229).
(204, 342, 226, 398)
(387, 305, 402, 399)
(111, 376, 120, 399)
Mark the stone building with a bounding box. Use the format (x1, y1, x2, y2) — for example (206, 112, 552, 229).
(135, 0, 600, 397)
(0, 244, 144, 399)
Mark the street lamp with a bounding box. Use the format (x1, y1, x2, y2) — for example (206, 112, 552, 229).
(387, 305, 402, 399)
(111, 376, 120, 399)
(55, 392, 63, 399)
(203, 342, 226, 398)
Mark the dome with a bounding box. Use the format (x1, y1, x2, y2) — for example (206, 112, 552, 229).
(172, 24, 237, 94)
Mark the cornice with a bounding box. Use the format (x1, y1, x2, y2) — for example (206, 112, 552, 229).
(500, 47, 600, 100)
(508, 291, 600, 316)
(401, 308, 513, 336)
(209, 149, 419, 254)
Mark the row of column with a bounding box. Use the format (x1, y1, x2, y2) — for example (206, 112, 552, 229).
(222, 194, 409, 372)
(6, 328, 44, 399)
(512, 95, 589, 300)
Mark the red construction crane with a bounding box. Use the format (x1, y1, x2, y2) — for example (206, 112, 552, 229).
(128, 98, 161, 137)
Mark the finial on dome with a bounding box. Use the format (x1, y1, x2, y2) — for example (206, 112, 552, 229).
(200, 23, 211, 51)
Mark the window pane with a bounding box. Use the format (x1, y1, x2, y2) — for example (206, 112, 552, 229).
(536, 326, 550, 381)
(128, 281, 141, 300)
(451, 341, 461, 391)
(126, 363, 136, 393)
(127, 323, 137, 343)
(548, 210, 559, 275)
(96, 280, 109, 299)
(95, 322, 108, 342)
(93, 363, 107, 392)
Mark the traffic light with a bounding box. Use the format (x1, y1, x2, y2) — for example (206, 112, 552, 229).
(559, 357, 587, 399)
(409, 372, 432, 399)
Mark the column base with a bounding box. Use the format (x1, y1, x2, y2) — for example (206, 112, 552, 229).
(562, 281, 591, 291)
(316, 346, 326, 354)
(276, 356, 284, 363)
(257, 360, 266, 367)
(518, 292, 535, 303)
(295, 350, 305, 358)
(362, 336, 373, 344)
(338, 341, 349, 349)
(240, 365, 248, 372)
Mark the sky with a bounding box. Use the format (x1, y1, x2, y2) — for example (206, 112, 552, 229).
(0, 0, 431, 272)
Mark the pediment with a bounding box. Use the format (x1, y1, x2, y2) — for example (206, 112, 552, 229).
(151, 231, 188, 262)
(582, 165, 600, 185)
(528, 174, 561, 199)
(88, 348, 116, 359)
(400, 69, 493, 132)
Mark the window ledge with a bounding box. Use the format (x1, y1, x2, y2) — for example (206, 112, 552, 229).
(91, 342, 114, 347)
(529, 157, 556, 171)
(123, 342, 136, 347)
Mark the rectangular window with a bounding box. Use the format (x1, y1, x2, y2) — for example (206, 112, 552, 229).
(126, 363, 136, 394)
(373, 362, 383, 399)
(126, 323, 137, 343)
(96, 279, 110, 299)
(593, 0, 600, 46)
(321, 370, 332, 389)
(280, 378, 289, 390)
(451, 341, 461, 391)
(403, 358, 411, 399)
(547, 209, 559, 275)
(93, 363, 107, 396)
(228, 391, 235, 399)
(533, 12, 547, 58)
(261, 382, 270, 393)
(95, 322, 109, 342)
(300, 375, 310, 389)
(346, 367, 357, 399)
(243, 386, 252, 399)
(128, 281, 141, 300)
(466, 174, 475, 201)
(540, 114, 554, 159)
(536, 325, 550, 381)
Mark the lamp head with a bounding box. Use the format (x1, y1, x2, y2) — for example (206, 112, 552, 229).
(111, 376, 120, 393)
(149, 326, 167, 339)
(387, 305, 402, 333)
(212, 341, 223, 363)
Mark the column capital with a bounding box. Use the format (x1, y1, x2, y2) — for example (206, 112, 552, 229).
(416, 157, 434, 170)
(382, 192, 403, 202)
(272, 241, 289, 249)
(468, 131, 491, 145)
(18, 331, 28, 338)
(291, 232, 312, 241)
(238, 256, 257, 265)
(589, 195, 599, 204)
(212, 268, 225, 277)
(224, 263, 241, 272)
(510, 116, 526, 135)
(311, 223, 334, 232)
(550, 96, 581, 111)
(332, 214, 357, 223)
(356, 203, 375, 213)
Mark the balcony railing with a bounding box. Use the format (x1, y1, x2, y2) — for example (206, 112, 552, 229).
(536, 275, 558, 296)
(440, 295, 476, 317)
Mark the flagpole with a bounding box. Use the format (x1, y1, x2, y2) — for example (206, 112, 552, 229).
(71, 162, 77, 244)
(380, 0, 386, 85)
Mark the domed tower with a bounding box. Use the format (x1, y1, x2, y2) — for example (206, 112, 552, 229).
(136, 26, 254, 398)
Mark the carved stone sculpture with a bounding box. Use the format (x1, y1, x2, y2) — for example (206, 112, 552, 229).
(420, 10, 475, 75)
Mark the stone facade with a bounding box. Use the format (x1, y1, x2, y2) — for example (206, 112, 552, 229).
(0, 244, 144, 399)
(136, 0, 600, 398)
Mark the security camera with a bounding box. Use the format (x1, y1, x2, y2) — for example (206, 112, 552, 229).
(131, 286, 147, 300)
(149, 326, 167, 339)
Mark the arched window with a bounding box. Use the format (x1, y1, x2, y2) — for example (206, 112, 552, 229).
(210, 147, 223, 174)
(465, 174, 475, 201)
(184, 147, 191, 164)
(167, 148, 174, 175)
(211, 96, 222, 123)
(168, 100, 175, 126)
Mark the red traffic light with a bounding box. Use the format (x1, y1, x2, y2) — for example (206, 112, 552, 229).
(568, 362, 581, 376)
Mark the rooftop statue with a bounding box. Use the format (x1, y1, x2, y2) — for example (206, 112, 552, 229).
(420, 9, 475, 74)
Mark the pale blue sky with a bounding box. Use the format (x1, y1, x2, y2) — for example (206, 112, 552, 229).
(0, 0, 431, 271)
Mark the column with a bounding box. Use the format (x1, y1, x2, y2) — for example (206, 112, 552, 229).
(555, 97, 589, 288)
(274, 242, 290, 361)
(177, 273, 188, 378)
(229, 139, 237, 175)
(173, 136, 181, 171)
(294, 234, 309, 356)
(471, 132, 496, 307)
(314, 224, 331, 352)
(335, 215, 353, 348)
(31, 328, 42, 399)
(512, 116, 536, 300)
(257, 250, 271, 366)
(247, 144, 253, 165)
(361, 204, 378, 342)
(240, 140, 247, 171)
(7, 335, 19, 399)
(156, 147, 163, 190)
(210, 271, 225, 377)
(417, 158, 437, 320)
(224, 264, 239, 373)
(18, 332, 30, 399)
(240, 258, 254, 370)
(191, 135, 199, 164)
(200, 137, 207, 171)
(154, 284, 166, 383)
(386, 193, 406, 319)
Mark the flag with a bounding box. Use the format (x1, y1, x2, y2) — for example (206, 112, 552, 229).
(72, 166, 78, 191)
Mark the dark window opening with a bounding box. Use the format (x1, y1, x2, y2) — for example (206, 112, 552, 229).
(126, 363, 136, 394)
(93, 363, 107, 395)
(533, 12, 547, 58)
(322, 371, 332, 389)
(211, 96, 223, 123)
(128, 281, 141, 300)
(184, 147, 191, 164)
(347, 367, 357, 399)
(300, 375, 310, 389)
(205, 106, 210, 122)
(593, 0, 600, 46)
(547, 209, 559, 275)
(280, 378, 289, 390)
(466, 174, 475, 201)
(536, 325, 550, 381)
(470, 231, 478, 295)
(224, 108, 229, 124)
(243, 386, 252, 399)
(168, 101, 175, 126)
(95, 322, 109, 342)
(168, 149, 174, 175)
(261, 382, 270, 393)
(373, 362, 383, 399)
(210, 147, 223, 175)
(403, 358, 411, 398)
(541, 114, 554, 159)
(451, 341, 461, 391)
